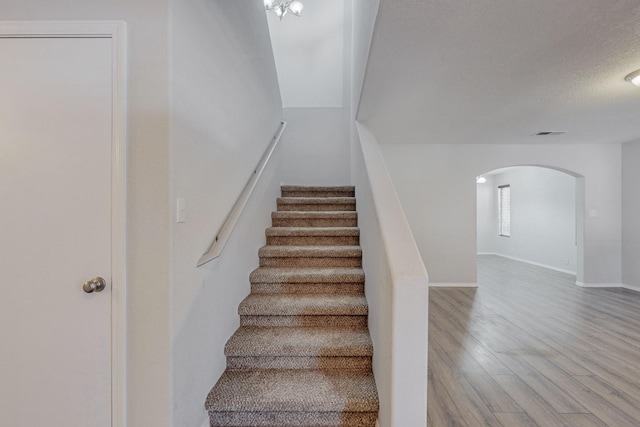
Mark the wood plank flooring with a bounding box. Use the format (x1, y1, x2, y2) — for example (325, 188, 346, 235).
(428, 255, 640, 427)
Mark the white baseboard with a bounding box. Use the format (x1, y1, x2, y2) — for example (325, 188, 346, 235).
(575, 281, 622, 288)
(623, 283, 640, 293)
(479, 253, 576, 276)
(576, 281, 640, 294)
(376, 420, 380, 427)
(429, 282, 478, 288)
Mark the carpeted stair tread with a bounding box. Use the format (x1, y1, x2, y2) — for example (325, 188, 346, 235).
(239, 294, 368, 316)
(205, 369, 378, 413)
(265, 227, 360, 246)
(225, 326, 373, 357)
(250, 267, 365, 284)
(265, 227, 360, 237)
(272, 211, 357, 218)
(277, 197, 356, 212)
(281, 185, 355, 198)
(271, 212, 358, 227)
(281, 185, 355, 192)
(207, 185, 378, 426)
(259, 245, 362, 258)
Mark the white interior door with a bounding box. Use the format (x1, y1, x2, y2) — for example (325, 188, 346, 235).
(0, 36, 113, 426)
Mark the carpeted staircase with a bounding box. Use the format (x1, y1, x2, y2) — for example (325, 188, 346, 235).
(205, 186, 379, 427)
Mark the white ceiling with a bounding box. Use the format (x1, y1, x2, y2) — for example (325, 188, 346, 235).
(357, 0, 640, 144)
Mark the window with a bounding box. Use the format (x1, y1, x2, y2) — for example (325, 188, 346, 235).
(498, 185, 511, 237)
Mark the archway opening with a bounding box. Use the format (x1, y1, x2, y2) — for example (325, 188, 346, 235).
(476, 165, 585, 283)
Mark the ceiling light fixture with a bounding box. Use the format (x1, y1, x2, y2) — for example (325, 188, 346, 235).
(264, 0, 304, 20)
(476, 176, 487, 184)
(625, 69, 640, 87)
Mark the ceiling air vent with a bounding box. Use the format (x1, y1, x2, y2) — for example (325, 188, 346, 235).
(535, 131, 566, 136)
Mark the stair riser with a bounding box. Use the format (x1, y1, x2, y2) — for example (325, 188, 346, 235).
(272, 217, 357, 227)
(240, 315, 368, 328)
(281, 190, 355, 198)
(260, 257, 362, 268)
(210, 411, 377, 427)
(251, 283, 364, 295)
(266, 235, 360, 246)
(227, 356, 372, 371)
(277, 202, 356, 212)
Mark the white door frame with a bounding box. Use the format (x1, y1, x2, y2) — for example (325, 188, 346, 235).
(0, 21, 128, 427)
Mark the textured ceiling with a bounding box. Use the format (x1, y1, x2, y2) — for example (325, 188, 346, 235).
(358, 0, 640, 144)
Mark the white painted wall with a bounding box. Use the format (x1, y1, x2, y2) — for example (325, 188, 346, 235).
(353, 123, 429, 427)
(279, 108, 351, 186)
(476, 174, 496, 254)
(477, 167, 577, 274)
(169, 1, 282, 426)
(380, 143, 621, 286)
(622, 140, 640, 288)
(267, 0, 345, 108)
(1, 2, 172, 426)
(351, 0, 380, 113)
(2, 2, 283, 427)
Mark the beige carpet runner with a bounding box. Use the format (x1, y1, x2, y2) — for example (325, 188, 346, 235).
(206, 186, 379, 426)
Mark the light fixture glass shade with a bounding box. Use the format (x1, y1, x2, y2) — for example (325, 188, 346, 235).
(476, 176, 487, 184)
(625, 69, 640, 87)
(289, 1, 304, 15)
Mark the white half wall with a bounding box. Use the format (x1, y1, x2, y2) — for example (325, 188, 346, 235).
(380, 143, 621, 285)
(353, 123, 429, 427)
(477, 167, 578, 274)
(623, 140, 640, 288)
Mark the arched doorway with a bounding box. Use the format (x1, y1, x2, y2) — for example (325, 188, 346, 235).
(476, 165, 585, 282)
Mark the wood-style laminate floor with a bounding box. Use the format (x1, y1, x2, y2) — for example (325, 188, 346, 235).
(428, 255, 640, 427)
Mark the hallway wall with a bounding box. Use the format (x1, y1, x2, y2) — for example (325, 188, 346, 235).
(169, 1, 283, 426)
(1, 2, 173, 425)
(380, 143, 621, 285)
(622, 139, 640, 288)
(279, 108, 351, 186)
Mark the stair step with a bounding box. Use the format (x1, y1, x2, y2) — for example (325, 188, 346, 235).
(277, 197, 356, 212)
(239, 294, 368, 316)
(272, 211, 357, 227)
(281, 185, 355, 198)
(250, 267, 365, 295)
(206, 369, 378, 427)
(266, 227, 359, 246)
(225, 326, 373, 370)
(239, 294, 368, 327)
(250, 267, 365, 283)
(207, 185, 378, 427)
(259, 245, 362, 268)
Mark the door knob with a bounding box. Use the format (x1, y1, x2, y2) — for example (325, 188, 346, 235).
(83, 277, 107, 293)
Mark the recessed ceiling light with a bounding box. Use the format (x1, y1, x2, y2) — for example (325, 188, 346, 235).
(625, 69, 640, 87)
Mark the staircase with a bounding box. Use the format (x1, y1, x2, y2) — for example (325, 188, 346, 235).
(206, 186, 379, 427)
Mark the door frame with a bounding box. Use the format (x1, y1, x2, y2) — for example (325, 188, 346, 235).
(0, 21, 128, 427)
